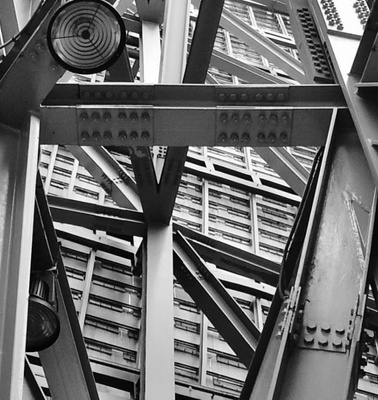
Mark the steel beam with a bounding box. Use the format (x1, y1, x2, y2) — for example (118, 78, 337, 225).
(141, 225, 175, 400)
(135, 0, 165, 24)
(40, 83, 345, 147)
(243, 113, 376, 400)
(67, 146, 142, 211)
(24, 358, 46, 400)
(253, 147, 309, 196)
(219, 6, 307, 83)
(0, 116, 39, 400)
(0, 0, 65, 129)
(173, 231, 260, 368)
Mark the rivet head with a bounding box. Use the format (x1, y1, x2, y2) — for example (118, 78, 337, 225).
(81, 131, 89, 141)
(103, 112, 111, 121)
(266, 93, 274, 101)
(268, 132, 276, 143)
(104, 131, 112, 140)
(105, 91, 113, 100)
(92, 112, 100, 122)
(218, 93, 226, 101)
(277, 93, 285, 101)
(141, 112, 150, 122)
(269, 114, 278, 125)
(230, 93, 237, 101)
(141, 131, 149, 140)
(79, 112, 89, 121)
(333, 338, 343, 348)
(304, 334, 314, 345)
(131, 91, 139, 100)
(130, 131, 138, 139)
(230, 132, 239, 142)
(220, 113, 228, 124)
(219, 132, 228, 143)
(130, 112, 138, 123)
(120, 91, 128, 100)
(94, 91, 102, 99)
(318, 337, 328, 346)
(257, 132, 266, 142)
(82, 91, 91, 99)
(243, 114, 251, 124)
(242, 132, 250, 142)
(29, 52, 38, 61)
(335, 327, 345, 335)
(279, 132, 288, 143)
(118, 112, 126, 121)
(255, 93, 263, 102)
(240, 93, 248, 101)
(232, 114, 239, 124)
(119, 130, 127, 140)
(258, 114, 266, 124)
(281, 114, 290, 125)
(93, 131, 101, 141)
(321, 325, 331, 333)
(307, 323, 317, 332)
(142, 92, 150, 100)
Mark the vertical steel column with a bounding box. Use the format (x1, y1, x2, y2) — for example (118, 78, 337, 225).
(245, 114, 376, 400)
(0, 115, 39, 399)
(141, 225, 175, 400)
(140, 21, 161, 83)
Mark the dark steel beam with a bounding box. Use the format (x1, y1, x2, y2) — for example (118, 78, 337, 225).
(40, 83, 345, 147)
(173, 231, 260, 368)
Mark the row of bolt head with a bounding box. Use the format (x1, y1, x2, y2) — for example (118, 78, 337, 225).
(303, 334, 343, 348)
(218, 131, 288, 144)
(79, 111, 151, 123)
(306, 323, 345, 335)
(80, 130, 150, 141)
(81, 90, 151, 101)
(217, 92, 286, 102)
(219, 113, 290, 125)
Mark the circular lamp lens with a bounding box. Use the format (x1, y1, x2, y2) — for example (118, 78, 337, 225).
(26, 296, 60, 352)
(47, 0, 126, 74)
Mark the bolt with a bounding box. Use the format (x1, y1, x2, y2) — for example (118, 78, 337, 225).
(257, 132, 266, 142)
(307, 322, 317, 332)
(230, 132, 239, 142)
(218, 93, 226, 101)
(266, 93, 274, 101)
(130, 131, 138, 140)
(304, 334, 314, 345)
(141, 112, 150, 122)
(103, 112, 111, 121)
(79, 112, 89, 121)
(240, 93, 248, 101)
(130, 112, 138, 123)
(321, 325, 331, 333)
(318, 337, 328, 346)
(255, 93, 263, 102)
(29, 51, 38, 61)
(220, 113, 228, 124)
(277, 93, 285, 101)
(268, 132, 276, 143)
(91, 112, 100, 122)
(241, 132, 250, 142)
(243, 114, 251, 124)
(141, 131, 150, 140)
(279, 132, 288, 143)
(93, 131, 101, 141)
(219, 132, 228, 143)
(50, 63, 58, 72)
(232, 114, 239, 124)
(35, 42, 44, 52)
(230, 93, 237, 101)
(81, 131, 89, 141)
(119, 130, 127, 140)
(333, 338, 343, 348)
(337, 23, 344, 30)
(118, 112, 126, 121)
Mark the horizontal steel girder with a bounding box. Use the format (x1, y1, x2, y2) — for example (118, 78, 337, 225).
(40, 83, 346, 147)
(173, 231, 260, 368)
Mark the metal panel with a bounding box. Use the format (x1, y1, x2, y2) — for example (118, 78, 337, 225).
(0, 116, 39, 399)
(173, 231, 260, 368)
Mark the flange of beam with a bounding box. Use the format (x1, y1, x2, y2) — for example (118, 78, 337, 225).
(40, 83, 345, 147)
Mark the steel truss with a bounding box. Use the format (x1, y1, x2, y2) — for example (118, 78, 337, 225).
(1, 0, 378, 399)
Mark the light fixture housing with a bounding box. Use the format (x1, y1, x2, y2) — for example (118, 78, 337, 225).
(26, 273, 60, 352)
(47, 0, 126, 74)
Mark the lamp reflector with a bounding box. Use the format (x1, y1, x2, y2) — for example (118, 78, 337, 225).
(47, 0, 126, 74)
